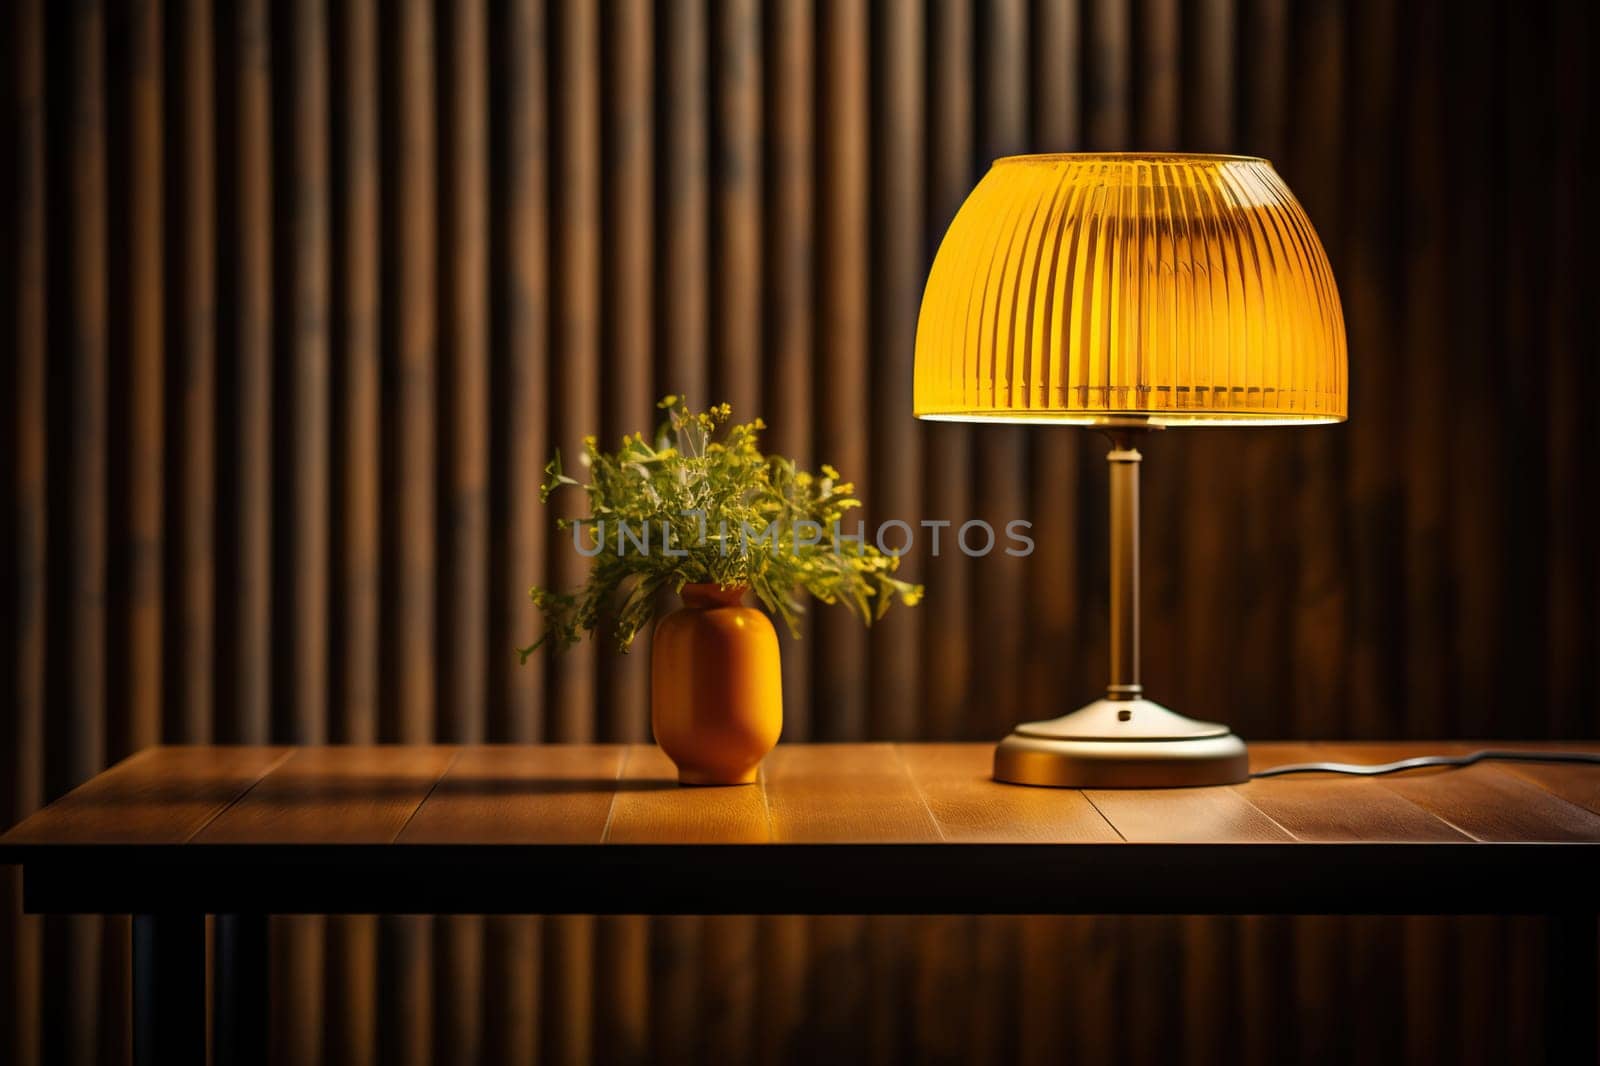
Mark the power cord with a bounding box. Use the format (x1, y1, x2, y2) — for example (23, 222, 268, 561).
(1251, 748, 1600, 779)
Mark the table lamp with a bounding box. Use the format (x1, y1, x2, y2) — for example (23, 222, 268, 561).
(915, 153, 1347, 787)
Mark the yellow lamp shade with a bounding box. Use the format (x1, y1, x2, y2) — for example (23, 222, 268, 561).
(914, 153, 1347, 425)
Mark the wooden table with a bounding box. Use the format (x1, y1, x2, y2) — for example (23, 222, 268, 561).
(4, 741, 1599, 1064)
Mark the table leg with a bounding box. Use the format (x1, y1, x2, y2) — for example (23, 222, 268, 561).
(215, 913, 269, 1066)
(1549, 913, 1598, 1065)
(133, 913, 206, 1066)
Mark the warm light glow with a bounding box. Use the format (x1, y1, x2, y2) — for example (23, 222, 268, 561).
(914, 153, 1348, 425)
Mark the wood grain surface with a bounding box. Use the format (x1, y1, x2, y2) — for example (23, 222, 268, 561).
(398, 745, 622, 844)
(191, 747, 454, 844)
(0, 747, 290, 845)
(7, 743, 1598, 851)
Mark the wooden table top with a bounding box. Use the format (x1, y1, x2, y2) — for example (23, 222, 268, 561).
(4, 742, 1598, 914)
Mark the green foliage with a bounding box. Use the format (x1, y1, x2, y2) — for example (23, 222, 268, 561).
(519, 397, 923, 658)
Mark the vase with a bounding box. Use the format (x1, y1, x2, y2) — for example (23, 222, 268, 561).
(651, 583, 783, 785)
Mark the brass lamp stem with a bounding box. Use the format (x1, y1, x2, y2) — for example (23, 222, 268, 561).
(990, 426, 1248, 787)
(1104, 431, 1143, 702)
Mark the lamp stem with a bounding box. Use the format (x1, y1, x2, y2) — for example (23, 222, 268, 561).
(1105, 431, 1143, 701)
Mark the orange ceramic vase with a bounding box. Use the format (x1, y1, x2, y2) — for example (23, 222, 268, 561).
(651, 584, 783, 785)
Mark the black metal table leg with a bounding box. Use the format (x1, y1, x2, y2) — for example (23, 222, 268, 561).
(215, 913, 269, 1066)
(1548, 912, 1599, 1066)
(133, 914, 206, 1066)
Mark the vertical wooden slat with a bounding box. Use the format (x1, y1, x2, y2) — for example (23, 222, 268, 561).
(1442, 0, 1497, 740)
(496, 0, 548, 743)
(1086, 0, 1130, 148)
(547, 0, 600, 743)
(1018, 916, 1068, 1066)
(754, 915, 809, 1065)
(707, 0, 761, 960)
(1498, 0, 1551, 738)
(603, 0, 654, 450)
(764, 0, 814, 738)
(392, 0, 436, 744)
(483, 915, 539, 1065)
(650, 913, 701, 1065)
(325, 915, 377, 1066)
(541, 915, 594, 1066)
(1132, 0, 1180, 709)
(922, 0, 974, 740)
(1176, 0, 1239, 729)
(1, 871, 40, 1066)
(1070, 915, 1120, 1062)
(597, 0, 654, 745)
(967, 914, 1020, 1066)
(1401, 916, 1451, 1064)
(1230, 7, 1292, 1063)
(814, 0, 870, 740)
(58, 10, 110, 1057)
(1185, 0, 1235, 150)
(865, 914, 915, 1065)
(1544, 0, 1592, 733)
(1236, 914, 1290, 1066)
(290, 0, 329, 749)
(544, 1, 603, 1047)
(1138, 0, 1178, 148)
(175, 0, 215, 744)
(60, 918, 102, 1066)
(438, 5, 489, 1059)
(337, 0, 380, 745)
(660, 0, 710, 407)
(1341, 0, 1402, 739)
(7, 3, 47, 1060)
(8, 0, 48, 836)
(713, 0, 762, 419)
(483, 0, 547, 1030)
(435, 916, 483, 1066)
(594, 915, 648, 1065)
(909, 916, 971, 1063)
(380, 915, 432, 1066)
(1506, 917, 1547, 1065)
(271, 914, 325, 1066)
(385, 6, 437, 1061)
(971, 0, 1028, 741)
(1458, 917, 1507, 1064)
(1400, 0, 1449, 739)
(284, 9, 331, 1037)
(683, 58, 762, 1049)
(67, 0, 108, 796)
(283, 17, 331, 1044)
(126, 0, 163, 755)
(1343, 887, 1404, 1056)
(701, 915, 756, 1064)
(810, 915, 869, 1060)
(1179, 916, 1229, 1066)
(443, 0, 489, 746)
(233, 0, 273, 745)
(1228, 0, 1292, 739)
(1067, 0, 1130, 711)
(868, 0, 923, 740)
(972, 2, 1024, 1037)
(1024, 0, 1083, 729)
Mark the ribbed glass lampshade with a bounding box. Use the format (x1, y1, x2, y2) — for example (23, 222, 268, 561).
(914, 153, 1347, 425)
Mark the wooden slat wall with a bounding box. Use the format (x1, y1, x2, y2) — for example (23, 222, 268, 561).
(2, 1, 1598, 1063)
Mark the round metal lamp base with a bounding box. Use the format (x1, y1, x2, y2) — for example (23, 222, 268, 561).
(993, 698, 1249, 788)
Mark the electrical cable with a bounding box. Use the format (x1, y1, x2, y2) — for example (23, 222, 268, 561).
(1250, 748, 1600, 779)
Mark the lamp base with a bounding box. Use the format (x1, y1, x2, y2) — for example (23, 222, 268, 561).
(993, 698, 1249, 788)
